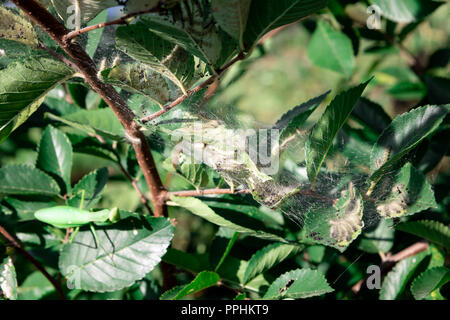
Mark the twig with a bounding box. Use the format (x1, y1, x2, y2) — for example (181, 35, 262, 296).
(166, 188, 250, 200)
(37, 41, 79, 72)
(140, 52, 246, 123)
(63, 6, 163, 41)
(0, 224, 65, 300)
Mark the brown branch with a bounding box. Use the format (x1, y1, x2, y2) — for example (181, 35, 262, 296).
(0, 225, 65, 300)
(63, 6, 163, 41)
(12, 0, 168, 218)
(140, 52, 246, 123)
(166, 188, 250, 200)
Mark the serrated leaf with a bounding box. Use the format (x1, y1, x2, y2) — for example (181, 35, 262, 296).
(303, 183, 364, 252)
(369, 0, 443, 23)
(410, 267, 450, 300)
(358, 219, 395, 254)
(370, 105, 450, 182)
(243, 0, 327, 50)
(59, 216, 174, 292)
(379, 250, 429, 300)
(263, 269, 333, 299)
(36, 125, 73, 193)
(51, 0, 117, 25)
(0, 56, 74, 143)
(116, 22, 195, 94)
(142, 1, 222, 67)
(169, 195, 287, 242)
(306, 80, 370, 184)
(67, 167, 109, 209)
(0, 256, 18, 300)
(371, 163, 438, 218)
(0, 165, 60, 196)
(45, 108, 125, 141)
(308, 21, 355, 77)
(101, 63, 171, 106)
(273, 91, 330, 142)
(1, 198, 58, 221)
(0, 7, 38, 47)
(243, 243, 302, 284)
(172, 271, 220, 300)
(159, 285, 185, 300)
(351, 97, 391, 135)
(212, 0, 252, 50)
(396, 220, 450, 249)
(85, 9, 108, 58)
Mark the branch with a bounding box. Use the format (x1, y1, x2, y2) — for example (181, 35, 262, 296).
(140, 52, 246, 123)
(0, 224, 65, 300)
(63, 6, 163, 41)
(11, 0, 168, 217)
(166, 188, 250, 200)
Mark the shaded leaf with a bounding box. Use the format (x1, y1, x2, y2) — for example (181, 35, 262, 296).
(0, 165, 60, 196)
(0, 56, 74, 143)
(17, 271, 55, 300)
(358, 219, 395, 254)
(36, 125, 73, 192)
(67, 167, 109, 209)
(263, 269, 333, 299)
(243, 243, 302, 283)
(410, 267, 450, 300)
(370, 104, 450, 182)
(308, 21, 355, 77)
(243, 0, 327, 49)
(379, 250, 429, 300)
(173, 271, 220, 300)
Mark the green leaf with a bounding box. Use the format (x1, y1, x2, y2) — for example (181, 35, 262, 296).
(172, 271, 220, 300)
(0, 7, 38, 47)
(303, 182, 364, 251)
(116, 22, 195, 94)
(164, 154, 210, 191)
(387, 81, 426, 101)
(371, 163, 438, 218)
(36, 125, 73, 193)
(358, 219, 395, 254)
(396, 220, 450, 249)
(159, 285, 185, 300)
(85, 10, 108, 58)
(212, 0, 252, 50)
(369, 0, 443, 23)
(263, 269, 333, 299)
(410, 267, 450, 300)
(101, 64, 171, 106)
(215, 232, 239, 272)
(169, 195, 287, 242)
(67, 167, 109, 209)
(51, 0, 117, 25)
(243, 0, 327, 50)
(306, 80, 370, 184)
(379, 250, 429, 300)
(351, 97, 391, 135)
(45, 108, 125, 141)
(59, 216, 174, 292)
(142, 1, 222, 67)
(0, 56, 74, 143)
(163, 248, 211, 274)
(273, 91, 330, 142)
(0, 165, 60, 196)
(370, 105, 450, 182)
(243, 243, 302, 284)
(1, 198, 58, 222)
(0, 256, 18, 300)
(17, 271, 55, 300)
(307, 21, 355, 77)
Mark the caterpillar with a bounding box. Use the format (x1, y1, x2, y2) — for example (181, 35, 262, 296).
(376, 184, 409, 218)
